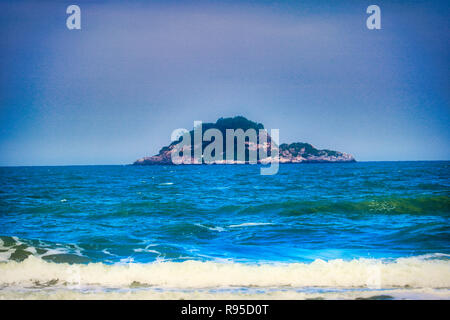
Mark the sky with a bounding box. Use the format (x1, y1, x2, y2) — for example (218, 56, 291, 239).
(0, 0, 449, 165)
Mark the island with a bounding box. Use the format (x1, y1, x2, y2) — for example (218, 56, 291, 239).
(133, 116, 356, 165)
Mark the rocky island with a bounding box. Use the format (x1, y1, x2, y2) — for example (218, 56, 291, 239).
(133, 116, 356, 165)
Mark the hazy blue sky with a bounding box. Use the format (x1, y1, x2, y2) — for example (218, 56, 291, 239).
(0, 0, 448, 165)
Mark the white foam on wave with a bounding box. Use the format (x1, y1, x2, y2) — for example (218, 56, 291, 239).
(38, 247, 72, 258)
(0, 237, 35, 262)
(195, 224, 226, 232)
(0, 255, 449, 289)
(0, 237, 86, 262)
(118, 257, 135, 265)
(228, 222, 274, 228)
(134, 249, 160, 254)
(0, 250, 12, 262)
(72, 244, 84, 256)
(158, 182, 174, 186)
(133, 243, 161, 255)
(101, 249, 116, 257)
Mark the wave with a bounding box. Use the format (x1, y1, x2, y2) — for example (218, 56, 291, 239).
(228, 222, 274, 228)
(22, 195, 447, 219)
(195, 224, 226, 232)
(238, 195, 450, 216)
(0, 254, 449, 289)
(0, 236, 88, 264)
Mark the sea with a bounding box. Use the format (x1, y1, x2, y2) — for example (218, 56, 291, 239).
(0, 161, 449, 299)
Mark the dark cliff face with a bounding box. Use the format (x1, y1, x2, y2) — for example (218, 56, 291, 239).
(133, 116, 356, 165)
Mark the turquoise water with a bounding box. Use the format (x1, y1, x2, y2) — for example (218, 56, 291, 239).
(0, 161, 449, 299)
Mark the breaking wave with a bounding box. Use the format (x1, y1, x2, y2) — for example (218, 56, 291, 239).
(0, 254, 449, 289)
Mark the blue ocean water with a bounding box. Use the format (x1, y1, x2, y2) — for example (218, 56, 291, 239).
(0, 161, 449, 263)
(0, 161, 449, 299)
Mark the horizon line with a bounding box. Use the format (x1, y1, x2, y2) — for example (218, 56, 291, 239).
(0, 160, 449, 168)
